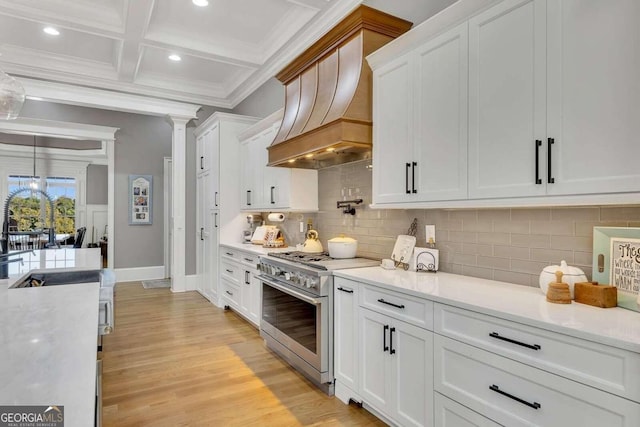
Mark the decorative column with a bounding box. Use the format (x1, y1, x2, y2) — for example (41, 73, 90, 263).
(167, 116, 191, 292)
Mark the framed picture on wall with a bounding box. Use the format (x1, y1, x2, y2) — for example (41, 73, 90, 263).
(129, 175, 152, 225)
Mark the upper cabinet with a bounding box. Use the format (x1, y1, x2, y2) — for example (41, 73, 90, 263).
(369, 0, 640, 208)
(373, 23, 468, 205)
(239, 110, 318, 212)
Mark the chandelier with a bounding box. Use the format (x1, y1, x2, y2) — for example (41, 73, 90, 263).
(0, 58, 26, 120)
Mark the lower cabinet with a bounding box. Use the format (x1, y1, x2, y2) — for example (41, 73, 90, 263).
(434, 393, 499, 427)
(220, 246, 261, 328)
(360, 308, 434, 427)
(333, 277, 640, 427)
(434, 334, 640, 427)
(335, 277, 434, 427)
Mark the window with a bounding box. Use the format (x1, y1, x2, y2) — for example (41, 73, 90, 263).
(8, 175, 76, 234)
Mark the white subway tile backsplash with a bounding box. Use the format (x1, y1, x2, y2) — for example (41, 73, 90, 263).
(313, 162, 640, 289)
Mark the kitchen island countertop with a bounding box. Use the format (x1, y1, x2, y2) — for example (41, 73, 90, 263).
(0, 282, 99, 427)
(334, 267, 640, 353)
(0, 248, 102, 427)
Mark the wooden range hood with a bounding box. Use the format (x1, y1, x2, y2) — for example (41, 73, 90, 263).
(267, 5, 412, 169)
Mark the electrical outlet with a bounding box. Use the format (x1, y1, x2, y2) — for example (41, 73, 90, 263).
(425, 225, 435, 245)
(299, 221, 304, 233)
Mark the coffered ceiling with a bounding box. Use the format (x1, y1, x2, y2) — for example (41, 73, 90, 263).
(0, 0, 457, 109)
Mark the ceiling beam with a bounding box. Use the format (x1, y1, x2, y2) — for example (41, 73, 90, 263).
(117, 0, 155, 82)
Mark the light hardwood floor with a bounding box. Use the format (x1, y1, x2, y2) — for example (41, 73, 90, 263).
(102, 282, 386, 426)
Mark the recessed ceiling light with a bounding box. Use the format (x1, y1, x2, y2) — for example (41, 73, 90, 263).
(192, 0, 209, 6)
(168, 54, 182, 62)
(43, 27, 60, 36)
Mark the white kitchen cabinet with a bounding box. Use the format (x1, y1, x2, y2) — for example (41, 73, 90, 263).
(194, 113, 258, 306)
(219, 246, 261, 327)
(435, 393, 500, 427)
(372, 54, 414, 204)
(470, 0, 640, 199)
(435, 334, 640, 427)
(468, 0, 547, 199)
(334, 278, 360, 402)
(545, 0, 640, 195)
(238, 110, 318, 212)
(359, 307, 434, 427)
(369, 0, 640, 208)
(373, 22, 469, 205)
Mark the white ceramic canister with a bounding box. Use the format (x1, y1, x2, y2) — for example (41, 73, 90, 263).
(539, 260, 587, 299)
(327, 234, 358, 259)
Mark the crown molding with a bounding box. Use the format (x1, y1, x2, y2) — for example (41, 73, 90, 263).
(0, 117, 118, 141)
(227, 0, 362, 108)
(0, 142, 107, 160)
(18, 78, 202, 118)
(237, 108, 284, 141)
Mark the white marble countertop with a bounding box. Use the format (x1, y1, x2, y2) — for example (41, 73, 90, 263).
(0, 282, 99, 427)
(220, 241, 293, 256)
(334, 267, 640, 353)
(3, 248, 101, 279)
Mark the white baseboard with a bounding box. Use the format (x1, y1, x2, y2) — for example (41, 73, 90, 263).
(114, 265, 165, 283)
(171, 274, 197, 293)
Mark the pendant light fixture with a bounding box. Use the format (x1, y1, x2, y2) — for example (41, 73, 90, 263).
(30, 135, 38, 190)
(0, 55, 26, 120)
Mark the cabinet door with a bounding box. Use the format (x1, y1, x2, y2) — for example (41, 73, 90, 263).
(196, 172, 211, 297)
(414, 23, 468, 201)
(196, 134, 207, 174)
(359, 308, 393, 415)
(208, 124, 220, 206)
(334, 279, 359, 393)
(240, 139, 255, 210)
(546, 0, 640, 195)
(468, 0, 547, 199)
(208, 210, 219, 304)
(392, 319, 434, 427)
(260, 127, 291, 209)
(248, 270, 261, 326)
(372, 54, 415, 204)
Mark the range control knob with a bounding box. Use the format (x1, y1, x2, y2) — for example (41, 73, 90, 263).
(284, 272, 291, 281)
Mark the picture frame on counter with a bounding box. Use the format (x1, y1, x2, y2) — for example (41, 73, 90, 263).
(593, 227, 640, 312)
(128, 174, 152, 225)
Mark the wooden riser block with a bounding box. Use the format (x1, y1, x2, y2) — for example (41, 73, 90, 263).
(574, 281, 617, 308)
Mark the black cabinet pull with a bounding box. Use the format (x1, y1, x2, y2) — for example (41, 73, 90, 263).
(405, 163, 411, 194)
(226, 252, 234, 256)
(337, 287, 354, 294)
(226, 269, 233, 274)
(200, 227, 204, 241)
(270, 186, 275, 204)
(246, 190, 252, 206)
(200, 156, 204, 170)
(244, 258, 254, 263)
(547, 138, 555, 184)
(383, 325, 389, 352)
(377, 298, 405, 309)
(214, 212, 218, 228)
(489, 385, 541, 409)
(245, 271, 250, 284)
(214, 191, 218, 207)
(489, 332, 541, 350)
(390, 327, 396, 354)
(412, 162, 417, 193)
(535, 140, 542, 184)
(226, 290, 233, 296)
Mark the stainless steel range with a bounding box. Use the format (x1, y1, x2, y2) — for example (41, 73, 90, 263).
(258, 251, 378, 395)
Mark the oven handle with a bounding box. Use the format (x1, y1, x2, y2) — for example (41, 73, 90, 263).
(259, 276, 323, 305)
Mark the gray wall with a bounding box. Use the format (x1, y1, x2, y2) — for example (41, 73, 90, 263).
(86, 164, 108, 205)
(20, 100, 171, 269)
(232, 78, 284, 118)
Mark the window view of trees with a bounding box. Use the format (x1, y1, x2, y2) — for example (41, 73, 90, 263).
(7, 176, 76, 234)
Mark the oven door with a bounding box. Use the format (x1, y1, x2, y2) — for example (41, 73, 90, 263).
(260, 276, 328, 373)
